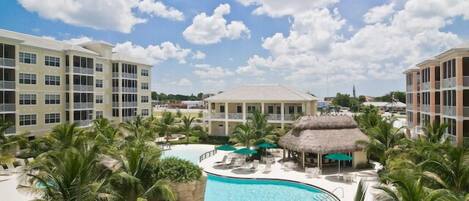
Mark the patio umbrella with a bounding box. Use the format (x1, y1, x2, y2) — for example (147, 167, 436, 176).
(325, 153, 352, 175)
(234, 148, 257, 155)
(216, 144, 237, 151)
(256, 142, 277, 149)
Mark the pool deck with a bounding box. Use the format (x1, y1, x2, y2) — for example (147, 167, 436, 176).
(199, 150, 380, 201)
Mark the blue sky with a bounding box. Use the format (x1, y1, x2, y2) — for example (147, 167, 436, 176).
(1, 0, 468, 98)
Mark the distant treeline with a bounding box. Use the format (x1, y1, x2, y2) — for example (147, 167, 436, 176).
(151, 92, 205, 102)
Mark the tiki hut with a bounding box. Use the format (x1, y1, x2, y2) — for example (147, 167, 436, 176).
(279, 115, 369, 169)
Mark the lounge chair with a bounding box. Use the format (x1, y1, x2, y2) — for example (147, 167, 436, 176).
(6, 163, 20, 173)
(263, 161, 272, 173)
(215, 155, 228, 164)
(251, 160, 259, 171)
(229, 158, 244, 168)
(0, 166, 12, 176)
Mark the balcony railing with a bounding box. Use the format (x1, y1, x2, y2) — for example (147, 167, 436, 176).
(0, 58, 15, 67)
(422, 82, 430, 91)
(464, 137, 469, 148)
(73, 85, 93, 92)
(267, 114, 282, 121)
(5, 127, 15, 134)
(443, 106, 456, 116)
(0, 81, 15, 89)
(406, 84, 412, 92)
(435, 105, 440, 114)
(122, 87, 137, 93)
(122, 73, 137, 79)
(227, 113, 242, 119)
(284, 114, 296, 121)
(445, 134, 457, 145)
(123, 116, 137, 122)
(112, 102, 119, 107)
(112, 87, 119, 92)
(112, 72, 119, 78)
(74, 102, 94, 109)
(122, 102, 137, 107)
(435, 81, 440, 89)
(406, 103, 413, 110)
(421, 104, 430, 113)
(0, 104, 15, 112)
(464, 76, 469, 87)
(442, 77, 456, 88)
(74, 120, 92, 127)
(73, 67, 94, 75)
(211, 112, 225, 119)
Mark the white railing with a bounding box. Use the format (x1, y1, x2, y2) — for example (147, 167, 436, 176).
(74, 120, 92, 127)
(443, 106, 456, 116)
(284, 114, 296, 121)
(0, 104, 15, 112)
(435, 105, 441, 114)
(122, 102, 137, 107)
(464, 76, 469, 86)
(464, 107, 469, 117)
(267, 114, 282, 121)
(421, 104, 430, 113)
(0, 81, 15, 89)
(73, 67, 94, 75)
(74, 102, 94, 109)
(122, 87, 137, 93)
(407, 104, 413, 110)
(445, 134, 457, 145)
(73, 85, 93, 92)
(0, 58, 15, 67)
(123, 116, 136, 122)
(112, 87, 119, 92)
(228, 113, 242, 119)
(112, 102, 119, 107)
(442, 77, 456, 88)
(112, 72, 119, 78)
(435, 81, 440, 89)
(122, 73, 137, 79)
(422, 82, 430, 91)
(406, 84, 413, 92)
(5, 127, 15, 134)
(211, 112, 225, 119)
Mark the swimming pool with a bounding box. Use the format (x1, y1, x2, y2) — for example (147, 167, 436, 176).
(205, 174, 337, 201)
(161, 144, 215, 164)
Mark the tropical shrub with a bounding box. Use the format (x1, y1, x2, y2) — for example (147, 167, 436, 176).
(156, 157, 202, 183)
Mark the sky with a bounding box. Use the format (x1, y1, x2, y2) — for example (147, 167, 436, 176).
(1, 0, 468, 98)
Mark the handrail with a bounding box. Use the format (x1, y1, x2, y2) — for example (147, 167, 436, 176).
(332, 186, 344, 198)
(199, 149, 217, 163)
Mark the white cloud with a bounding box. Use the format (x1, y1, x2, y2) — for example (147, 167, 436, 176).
(172, 78, 192, 86)
(192, 51, 206, 60)
(113, 41, 192, 65)
(193, 64, 234, 79)
(183, 4, 250, 44)
(363, 3, 395, 24)
(62, 36, 93, 45)
(18, 0, 184, 33)
(137, 0, 184, 21)
(237, 0, 338, 17)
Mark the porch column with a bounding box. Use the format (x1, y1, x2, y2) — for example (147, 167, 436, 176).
(224, 102, 228, 120)
(456, 57, 464, 146)
(225, 121, 229, 136)
(208, 121, 212, 135)
(283, 149, 286, 160)
(208, 102, 212, 119)
(317, 153, 320, 168)
(242, 102, 247, 122)
(302, 152, 305, 169)
(261, 102, 265, 114)
(302, 102, 306, 115)
(281, 102, 285, 129)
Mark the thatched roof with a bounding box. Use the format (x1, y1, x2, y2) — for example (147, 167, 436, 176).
(279, 115, 368, 154)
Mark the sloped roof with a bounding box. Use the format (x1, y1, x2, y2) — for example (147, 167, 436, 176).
(363, 101, 406, 108)
(0, 29, 98, 55)
(205, 85, 316, 102)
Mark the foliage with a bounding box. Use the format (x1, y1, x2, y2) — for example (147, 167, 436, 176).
(229, 111, 276, 147)
(151, 92, 204, 102)
(156, 157, 202, 183)
(374, 91, 406, 103)
(354, 180, 367, 201)
(156, 112, 177, 143)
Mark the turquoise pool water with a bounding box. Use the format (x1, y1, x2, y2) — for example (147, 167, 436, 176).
(205, 174, 337, 201)
(161, 145, 214, 164)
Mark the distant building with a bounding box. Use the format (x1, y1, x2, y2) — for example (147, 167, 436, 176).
(181, 100, 204, 109)
(362, 101, 406, 113)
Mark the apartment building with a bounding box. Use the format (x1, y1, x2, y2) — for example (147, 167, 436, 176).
(204, 85, 317, 136)
(404, 44, 469, 147)
(0, 29, 152, 137)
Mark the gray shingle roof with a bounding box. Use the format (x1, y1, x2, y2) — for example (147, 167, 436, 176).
(205, 85, 316, 102)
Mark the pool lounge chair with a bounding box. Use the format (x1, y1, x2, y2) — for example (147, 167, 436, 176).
(251, 160, 259, 171)
(0, 166, 12, 176)
(229, 158, 244, 168)
(6, 162, 21, 173)
(263, 161, 272, 173)
(215, 155, 228, 164)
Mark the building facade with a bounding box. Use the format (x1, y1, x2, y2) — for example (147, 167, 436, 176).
(204, 85, 317, 136)
(404, 44, 469, 147)
(0, 29, 152, 137)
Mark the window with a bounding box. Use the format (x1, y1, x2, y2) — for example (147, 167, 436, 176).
(141, 96, 149, 103)
(45, 94, 60, 104)
(73, 56, 93, 68)
(288, 106, 294, 114)
(45, 113, 60, 124)
(20, 114, 36, 126)
(297, 106, 302, 113)
(45, 75, 60, 86)
(220, 105, 225, 113)
(96, 79, 103, 88)
(19, 73, 36, 84)
(237, 105, 242, 113)
(268, 106, 274, 114)
(141, 82, 149, 90)
(141, 69, 149, 76)
(95, 95, 104, 104)
(113, 109, 119, 117)
(96, 111, 103, 118)
(142, 109, 149, 116)
(45, 56, 60, 67)
(95, 63, 103, 72)
(19, 52, 36, 64)
(19, 94, 36, 105)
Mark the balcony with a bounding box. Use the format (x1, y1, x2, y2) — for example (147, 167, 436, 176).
(445, 133, 457, 145)
(422, 82, 430, 91)
(73, 85, 93, 92)
(442, 78, 456, 88)
(284, 114, 296, 121)
(435, 105, 440, 114)
(464, 76, 469, 87)
(112, 87, 119, 92)
(112, 72, 119, 78)
(5, 127, 15, 134)
(406, 84, 412, 92)
(74, 120, 92, 127)
(123, 116, 137, 122)
(464, 107, 469, 117)
(122, 102, 137, 107)
(228, 113, 242, 120)
(0, 81, 15, 90)
(112, 102, 119, 107)
(0, 58, 15, 67)
(211, 112, 225, 119)
(122, 73, 137, 79)
(0, 104, 15, 112)
(73, 67, 94, 75)
(464, 137, 469, 148)
(267, 114, 282, 121)
(122, 87, 137, 93)
(421, 104, 430, 113)
(435, 81, 440, 89)
(406, 103, 413, 110)
(74, 102, 94, 109)
(443, 106, 456, 116)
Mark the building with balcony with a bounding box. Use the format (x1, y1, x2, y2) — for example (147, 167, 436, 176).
(204, 85, 317, 136)
(404, 43, 469, 147)
(0, 29, 152, 137)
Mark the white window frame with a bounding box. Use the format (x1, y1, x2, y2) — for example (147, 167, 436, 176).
(45, 56, 60, 67)
(19, 52, 37, 64)
(45, 113, 60, 124)
(20, 114, 37, 126)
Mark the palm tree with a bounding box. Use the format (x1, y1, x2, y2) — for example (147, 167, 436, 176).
(180, 116, 196, 144)
(43, 123, 85, 150)
(247, 111, 274, 143)
(93, 117, 123, 153)
(354, 180, 367, 201)
(355, 106, 382, 131)
(230, 124, 255, 147)
(156, 112, 176, 143)
(421, 122, 449, 144)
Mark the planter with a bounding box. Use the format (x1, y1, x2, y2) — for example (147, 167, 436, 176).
(170, 174, 207, 201)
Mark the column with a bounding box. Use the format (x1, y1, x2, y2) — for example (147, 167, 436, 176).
(242, 102, 246, 122)
(281, 102, 285, 129)
(224, 102, 228, 120)
(225, 121, 229, 136)
(456, 57, 464, 146)
(430, 65, 436, 123)
(261, 102, 265, 114)
(208, 102, 212, 119)
(208, 121, 212, 135)
(302, 102, 306, 115)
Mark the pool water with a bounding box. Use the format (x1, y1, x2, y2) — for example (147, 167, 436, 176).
(161, 144, 215, 164)
(205, 174, 337, 201)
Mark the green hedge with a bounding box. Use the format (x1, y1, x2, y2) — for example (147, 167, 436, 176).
(156, 157, 202, 183)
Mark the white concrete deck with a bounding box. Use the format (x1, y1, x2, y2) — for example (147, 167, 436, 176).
(0, 175, 35, 201)
(199, 149, 380, 201)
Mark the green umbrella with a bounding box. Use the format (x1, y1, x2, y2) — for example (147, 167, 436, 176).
(325, 153, 352, 175)
(216, 144, 237, 151)
(256, 142, 277, 149)
(234, 148, 257, 155)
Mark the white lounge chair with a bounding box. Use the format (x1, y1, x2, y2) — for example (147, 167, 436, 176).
(251, 160, 259, 171)
(6, 163, 20, 173)
(0, 166, 12, 176)
(263, 161, 272, 173)
(230, 158, 244, 168)
(215, 155, 228, 164)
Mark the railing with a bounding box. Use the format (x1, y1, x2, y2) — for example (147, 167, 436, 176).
(464, 137, 469, 148)
(267, 114, 282, 121)
(112, 72, 119, 78)
(74, 102, 94, 109)
(445, 134, 457, 145)
(407, 104, 413, 110)
(0, 81, 15, 89)
(435, 81, 440, 89)
(112, 102, 119, 107)
(73, 85, 93, 92)
(284, 114, 296, 121)
(0, 58, 15, 67)
(112, 87, 119, 92)
(199, 149, 217, 163)
(331, 187, 344, 199)
(435, 105, 440, 114)
(228, 113, 242, 119)
(122, 73, 137, 79)
(73, 67, 94, 75)
(211, 112, 225, 119)
(122, 102, 137, 107)
(406, 84, 412, 92)
(422, 82, 430, 91)
(0, 104, 15, 112)
(421, 104, 430, 113)
(5, 127, 15, 134)
(122, 87, 137, 93)
(123, 116, 136, 122)
(74, 120, 92, 127)
(443, 106, 456, 116)
(464, 76, 469, 86)
(464, 107, 469, 117)
(442, 77, 456, 88)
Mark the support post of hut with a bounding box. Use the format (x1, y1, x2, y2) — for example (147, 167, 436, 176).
(302, 152, 305, 169)
(283, 149, 286, 160)
(317, 153, 320, 168)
